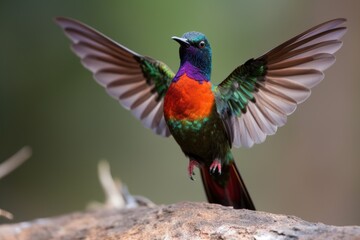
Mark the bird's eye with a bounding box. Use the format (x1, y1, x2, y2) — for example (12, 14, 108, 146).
(198, 40, 206, 48)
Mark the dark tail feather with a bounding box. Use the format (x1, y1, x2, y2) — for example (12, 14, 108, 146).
(200, 161, 255, 210)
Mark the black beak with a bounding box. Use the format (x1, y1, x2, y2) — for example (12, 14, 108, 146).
(172, 36, 190, 47)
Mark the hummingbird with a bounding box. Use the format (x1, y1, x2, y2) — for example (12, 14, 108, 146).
(56, 17, 346, 210)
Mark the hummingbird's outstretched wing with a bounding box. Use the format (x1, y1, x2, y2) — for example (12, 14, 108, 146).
(215, 18, 346, 148)
(55, 17, 174, 137)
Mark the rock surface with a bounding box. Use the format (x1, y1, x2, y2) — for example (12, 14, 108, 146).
(0, 202, 359, 240)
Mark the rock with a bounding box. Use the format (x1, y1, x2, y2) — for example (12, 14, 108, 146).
(0, 202, 359, 240)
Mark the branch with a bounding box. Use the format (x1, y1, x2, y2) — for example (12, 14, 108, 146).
(0, 202, 359, 239)
(0, 146, 32, 220)
(0, 146, 31, 179)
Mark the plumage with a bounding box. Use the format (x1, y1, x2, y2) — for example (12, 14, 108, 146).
(217, 18, 347, 148)
(56, 17, 346, 210)
(55, 17, 173, 137)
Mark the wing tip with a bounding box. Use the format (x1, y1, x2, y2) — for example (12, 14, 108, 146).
(317, 18, 347, 29)
(54, 16, 73, 28)
(331, 18, 347, 24)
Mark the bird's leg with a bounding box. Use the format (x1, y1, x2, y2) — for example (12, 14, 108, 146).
(209, 159, 222, 175)
(188, 159, 199, 180)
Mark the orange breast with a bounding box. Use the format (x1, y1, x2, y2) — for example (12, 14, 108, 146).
(164, 74, 215, 121)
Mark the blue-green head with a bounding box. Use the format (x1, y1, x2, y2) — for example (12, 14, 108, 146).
(172, 32, 212, 81)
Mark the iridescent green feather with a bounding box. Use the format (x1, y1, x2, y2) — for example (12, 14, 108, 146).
(135, 56, 175, 100)
(216, 58, 267, 117)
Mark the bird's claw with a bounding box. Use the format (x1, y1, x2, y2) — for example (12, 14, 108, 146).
(209, 159, 222, 175)
(188, 160, 199, 181)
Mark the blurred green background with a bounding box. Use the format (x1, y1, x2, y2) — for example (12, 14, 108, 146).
(1, 0, 359, 226)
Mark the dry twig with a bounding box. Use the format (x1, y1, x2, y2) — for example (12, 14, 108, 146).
(0, 146, 32, 219)
(0, 146, 32, 179)
(88, 160, 155, 210)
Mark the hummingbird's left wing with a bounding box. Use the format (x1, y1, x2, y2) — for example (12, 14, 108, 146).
(55, 17, 174, 137)
(215, 18, 346, 148)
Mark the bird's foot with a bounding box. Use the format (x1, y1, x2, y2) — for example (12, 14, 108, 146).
(209, 159, 222, 175)
(188, 159, 199, 180)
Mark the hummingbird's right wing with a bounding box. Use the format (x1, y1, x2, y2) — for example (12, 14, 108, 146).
(215, 19, 347, 148)
(55, 17, 174, 137)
